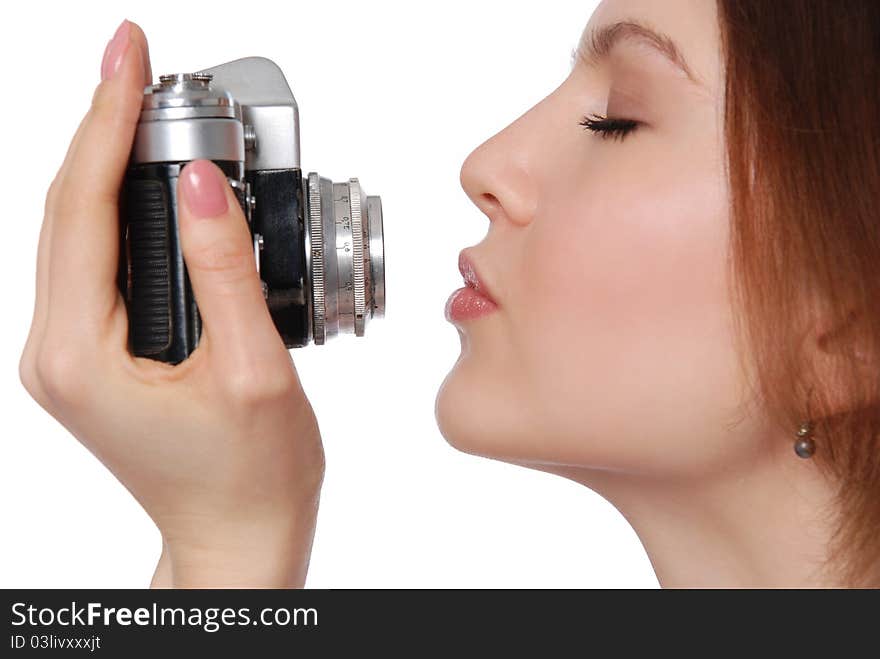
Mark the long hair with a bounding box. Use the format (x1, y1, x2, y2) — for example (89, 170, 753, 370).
(717, 0, 880, 586)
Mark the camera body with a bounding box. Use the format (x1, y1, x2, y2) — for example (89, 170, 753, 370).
(118, 57, 385, 364)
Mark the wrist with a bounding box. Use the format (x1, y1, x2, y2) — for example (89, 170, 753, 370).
(161, 493, 321, 588)
(150, 540, 173, 588)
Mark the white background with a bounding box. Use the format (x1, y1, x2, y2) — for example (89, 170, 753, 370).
(0, 0, 658, 588)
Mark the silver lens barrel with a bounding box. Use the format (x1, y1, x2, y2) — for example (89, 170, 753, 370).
(305, 173, 385, 344)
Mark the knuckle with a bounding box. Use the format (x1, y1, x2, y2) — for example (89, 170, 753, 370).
(45, 177, 82, 220)
(91, 80, 146, 125)
(44, 172, 80, 218)
(221, 365, 298, 409)
(89, 82, 114, 117)
(187, 238, 254, 279)
(19, 349, 53, 413)
(19, 348, 40, 399)
(34, 346, 89, 406)
(44, 175, 62, 215)
(120, 83, 146, 113)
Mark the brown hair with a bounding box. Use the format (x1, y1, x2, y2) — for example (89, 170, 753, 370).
(717, 0, 880, 586)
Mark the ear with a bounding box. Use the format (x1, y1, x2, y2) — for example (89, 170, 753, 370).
(815, 308, 860, 353)
(806, 306, 874, 417)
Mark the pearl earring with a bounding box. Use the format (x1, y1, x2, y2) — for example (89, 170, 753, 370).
(794, 420, 816, 458)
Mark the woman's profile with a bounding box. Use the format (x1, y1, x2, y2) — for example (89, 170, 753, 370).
(19, 0, 880, 588)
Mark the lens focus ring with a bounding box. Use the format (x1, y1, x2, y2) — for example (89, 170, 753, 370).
(349, 178, 366, 336)
(307, 173, 326, 344)
(305, 172, 384, 345)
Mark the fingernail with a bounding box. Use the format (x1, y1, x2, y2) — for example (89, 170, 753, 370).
(181, 160, 229, 218)
(101, 19, 131, 81)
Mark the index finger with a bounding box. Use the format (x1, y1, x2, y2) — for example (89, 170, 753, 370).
(45, 20, 152, 339)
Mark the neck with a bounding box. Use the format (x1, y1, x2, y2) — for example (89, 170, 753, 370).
(542, 439, 841, 588)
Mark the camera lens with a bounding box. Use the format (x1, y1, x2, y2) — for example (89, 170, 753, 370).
(304, 173, 385, 345)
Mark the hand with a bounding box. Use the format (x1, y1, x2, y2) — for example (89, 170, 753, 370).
(18, 19, 325, 588)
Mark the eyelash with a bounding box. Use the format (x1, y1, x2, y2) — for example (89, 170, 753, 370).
(579, 113, 640, 141)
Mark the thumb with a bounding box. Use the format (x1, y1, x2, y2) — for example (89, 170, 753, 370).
(177, 159, 282, 360)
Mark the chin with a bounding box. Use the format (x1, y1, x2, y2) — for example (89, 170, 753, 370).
(434, 354, 540, 463)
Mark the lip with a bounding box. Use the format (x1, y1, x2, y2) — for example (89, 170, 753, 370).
(444, 249, 499, 323)
(458, 249, 497, 302)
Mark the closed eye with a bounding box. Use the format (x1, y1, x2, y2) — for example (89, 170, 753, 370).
(579, 113, 640, 141)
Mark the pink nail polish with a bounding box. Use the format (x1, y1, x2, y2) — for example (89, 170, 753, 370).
(101, 19, 131, 81)
(181, 160, 229, 218)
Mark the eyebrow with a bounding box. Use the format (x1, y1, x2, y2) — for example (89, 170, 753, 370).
(571, 19, 706, 90)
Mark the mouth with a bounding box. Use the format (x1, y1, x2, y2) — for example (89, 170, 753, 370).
(444, 249, 499, 323)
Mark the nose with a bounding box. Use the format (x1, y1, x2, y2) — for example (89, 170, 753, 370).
(459, 125, 538, 228)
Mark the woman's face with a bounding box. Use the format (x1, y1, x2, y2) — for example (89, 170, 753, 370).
(435, 0, 762, 477)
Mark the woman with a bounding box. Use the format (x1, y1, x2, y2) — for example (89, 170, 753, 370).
(19, 0, 880, 588)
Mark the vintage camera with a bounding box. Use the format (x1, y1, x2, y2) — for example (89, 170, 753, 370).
(118, 57, 385, 364)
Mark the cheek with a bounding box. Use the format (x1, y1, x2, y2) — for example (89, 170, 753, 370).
(514, 159, 746, 470)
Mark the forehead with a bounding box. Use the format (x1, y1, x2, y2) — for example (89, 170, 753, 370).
(584, 0, 721, 92)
